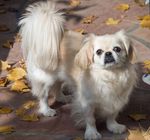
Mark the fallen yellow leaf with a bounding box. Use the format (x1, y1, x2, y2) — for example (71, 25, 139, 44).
(20, 113, 39, 122)
(129, 114, 147, 121)
(105, 18, 121, 25)
(143, 60, 150, 69)
(82, 15, 97, 24)
(138, 15, 150, 29)
(0, 125, 15, 134)
(11, 80, 30, 93)
(0, 106, 13, 114)
(69, 0, 80, 7)
(0, 60, 11, 71)
(2, 40, 13, 49)
(7, 67, 26, 81)
(116, 4, 130, 11)
(74, 28, 86, 34)
(0, 77, 8, 87)
(22, 100, 37, 110)
(15, 107, 26, 116)
(127, 129, 145, 140)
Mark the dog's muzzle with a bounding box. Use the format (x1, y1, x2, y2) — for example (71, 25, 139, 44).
(104, 52, 115, 64)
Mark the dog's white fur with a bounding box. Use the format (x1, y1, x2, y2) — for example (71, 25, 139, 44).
(19, 1, 84, 117)
(19, 1, 137, 139)
(72, 31, 137, 140)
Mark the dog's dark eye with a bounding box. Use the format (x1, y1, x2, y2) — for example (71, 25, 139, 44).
(96, 49, 103, 55)
(113, 46, 121, 53)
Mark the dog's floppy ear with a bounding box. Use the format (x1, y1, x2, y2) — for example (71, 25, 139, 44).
(75, 34, 95, 69)
(116, 30, 137, 64)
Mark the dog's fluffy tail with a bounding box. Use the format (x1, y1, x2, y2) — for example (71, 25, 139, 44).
(19, 1, 64, 71)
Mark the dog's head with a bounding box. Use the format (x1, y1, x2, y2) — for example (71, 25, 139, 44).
(75, 30, 136, 70)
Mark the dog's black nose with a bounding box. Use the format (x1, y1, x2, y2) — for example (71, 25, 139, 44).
(105, 51, 112, 56)
(104, 52, 115, 64)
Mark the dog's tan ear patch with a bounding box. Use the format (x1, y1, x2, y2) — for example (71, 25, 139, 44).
(75, 34, 94, 69)
(116, 30, 137, 64)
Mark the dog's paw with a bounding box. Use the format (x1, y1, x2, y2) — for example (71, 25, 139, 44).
(85, 127, 102, 140)
(107, 123, 126, 134)
(39, 108, 56, 117)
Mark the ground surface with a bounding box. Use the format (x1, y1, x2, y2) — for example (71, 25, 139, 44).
(0, 0, 150, 140)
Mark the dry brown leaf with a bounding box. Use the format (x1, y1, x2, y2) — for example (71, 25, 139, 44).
(15, 107, 26, 116)
(10, 80, 30, 93)
(22, 100, 37, 110)
(129, 114, 147, 121)
(134, 0, 145, 7)
(82, 15, 97, 24)
(74, 28, 86, 34)
(116, 4, 130, 11)
(0, 106, 13, 114)
(0, 77, 8, 87)
(0, 24, 9, 32)
(0, 125, 15, 134)
(127, 129, 145, 140)
(69, 0, 80, 7)
(7, 67, 26, 81)
(20, 113, 39, 122)
(14, 33, 22, 43)
(105, 18, 121, 25)
(0, 60, 11, 71)
(2, 40, 13, 49)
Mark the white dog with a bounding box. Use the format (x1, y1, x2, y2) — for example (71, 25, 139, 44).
(72, 31, 137, 139)
(19, 1, 84, 117)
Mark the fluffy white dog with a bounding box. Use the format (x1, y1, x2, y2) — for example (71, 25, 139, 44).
(19, 1, 84, 117)
(72, 31, 137, 139)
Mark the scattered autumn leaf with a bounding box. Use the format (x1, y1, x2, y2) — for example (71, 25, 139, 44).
(0, 77, 8, 87)
(14, 33, 22, 43)
(22, 100, 37, 110)
(74, 28, 86, 34)
(2, 40, 13, 49)
(15, 107, 26, 117)
(0, 24, 9, 32)
(134, 0, 145, 7)
(143, 60, 150, 69)
(69, 0, 80, 7)
(7, 67, 26, 81)
(0, 125, 15, 134)
(105, 18, 121, 25)
(138, 15, 150, 29)
(127, 129, 145, 140)
(82, 15, 97, 24)
(0, 60, 11, 71)
(0, 106, 13, 114)
(10, 80, 30, 93)
(129, 114, 147, 121)
(116, 4, 130, 11)
(20, 113, 39, 122)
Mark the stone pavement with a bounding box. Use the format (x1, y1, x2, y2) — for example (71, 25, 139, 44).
(0, 0, 150, 140)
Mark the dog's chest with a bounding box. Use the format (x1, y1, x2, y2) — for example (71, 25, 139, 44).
(90, 69, 132, 114)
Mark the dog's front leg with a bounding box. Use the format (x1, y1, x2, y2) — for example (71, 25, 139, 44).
(84, 105, 102, 140)
(106, 113, 126, 134)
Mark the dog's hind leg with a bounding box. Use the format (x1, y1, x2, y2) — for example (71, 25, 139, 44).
(32, 80, 56, 117)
